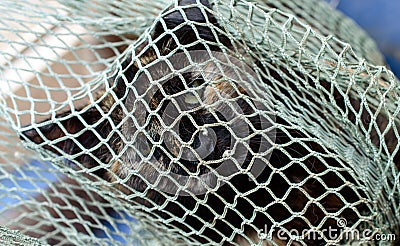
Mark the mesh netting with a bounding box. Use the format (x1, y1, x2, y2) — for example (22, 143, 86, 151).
(0, 0, 399, 245)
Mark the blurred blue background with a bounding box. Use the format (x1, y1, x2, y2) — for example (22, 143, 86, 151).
(329, 0, 400, 77)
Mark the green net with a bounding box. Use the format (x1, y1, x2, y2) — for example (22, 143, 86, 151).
(0, 0, 399, 245)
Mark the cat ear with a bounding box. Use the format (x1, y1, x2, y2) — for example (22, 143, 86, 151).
(20, 107, 104, 165)
(152, 0, 231, 51)
(162, 0, 215, 29)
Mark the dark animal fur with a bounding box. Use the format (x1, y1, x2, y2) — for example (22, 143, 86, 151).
(20, 0, 399, 245)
